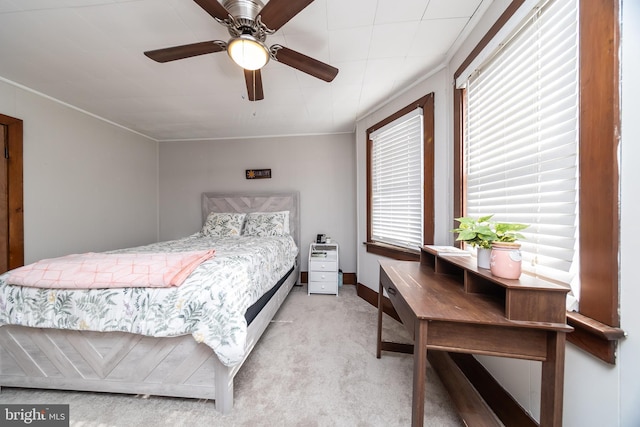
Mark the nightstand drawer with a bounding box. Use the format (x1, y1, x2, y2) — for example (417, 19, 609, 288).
(309, 271, 337, 282)
(308, 280, 338, 294)
(309, 260, 337, 272)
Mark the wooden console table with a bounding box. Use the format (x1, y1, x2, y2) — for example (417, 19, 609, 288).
(376, 246, 572, 427)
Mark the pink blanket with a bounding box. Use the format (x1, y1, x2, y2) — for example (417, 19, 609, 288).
(7, 250, 216, 289)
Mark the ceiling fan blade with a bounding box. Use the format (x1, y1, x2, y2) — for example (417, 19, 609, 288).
(144, 41, 226, 63)
(272, 46, 338, 82)
(193, 0, 231, 22)
(244, 69, 264, 101)
(258, 0, 314, 32)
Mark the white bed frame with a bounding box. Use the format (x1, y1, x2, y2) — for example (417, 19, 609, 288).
(0, 192, 300, 414)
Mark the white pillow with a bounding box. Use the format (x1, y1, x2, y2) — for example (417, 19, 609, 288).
(242, 211, 290, 237)
(201, 212, 246, 237)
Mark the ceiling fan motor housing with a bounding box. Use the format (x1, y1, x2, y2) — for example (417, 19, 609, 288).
(222, 0, 263, 20)
(223, 0, 266, 37)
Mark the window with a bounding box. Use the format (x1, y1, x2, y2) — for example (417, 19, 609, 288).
(454, 0, 622, 363)
(462, 0, 580, 309)
(366, 94, 434, 261)
(370, 109, 423, 250)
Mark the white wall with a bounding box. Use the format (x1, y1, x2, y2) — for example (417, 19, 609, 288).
(158, 133, 356, 273)
(0, 79, 159, 263)
(618, 1, 640, 424)
(355, 1, 640, 426)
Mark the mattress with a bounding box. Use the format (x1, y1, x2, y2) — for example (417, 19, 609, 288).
(245, 265, 294, 325)
(0, 234, 298, 367)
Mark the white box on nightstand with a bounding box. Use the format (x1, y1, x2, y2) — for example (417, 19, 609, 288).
(308, 242, 339, 296)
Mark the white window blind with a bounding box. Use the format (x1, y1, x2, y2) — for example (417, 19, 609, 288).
(370, 108, 424, 250)
(463, 0, 580, 306)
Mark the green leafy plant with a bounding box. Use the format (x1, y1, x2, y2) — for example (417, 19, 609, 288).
(451, 215, 529, 248)
(493, 221, 528, 243)
(451, 215, 497, 249)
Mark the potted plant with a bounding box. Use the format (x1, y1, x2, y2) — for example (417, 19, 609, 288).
(451, 215, 497, 268)
(490, 222, 529, 279)
(493, 222, 528, 243)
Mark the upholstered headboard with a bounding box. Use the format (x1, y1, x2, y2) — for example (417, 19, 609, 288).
(201, 191, 300, 255)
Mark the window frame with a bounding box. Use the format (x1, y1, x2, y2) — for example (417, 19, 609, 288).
(366, 93, 435, 261)
(453, 0, 623, 363)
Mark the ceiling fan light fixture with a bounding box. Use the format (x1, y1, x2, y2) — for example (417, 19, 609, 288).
(227, 35, 269, 70)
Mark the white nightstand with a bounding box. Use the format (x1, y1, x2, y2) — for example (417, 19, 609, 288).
(308, 242, 339, 296)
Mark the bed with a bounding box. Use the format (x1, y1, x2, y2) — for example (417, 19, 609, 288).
(0, 191, 300, 414)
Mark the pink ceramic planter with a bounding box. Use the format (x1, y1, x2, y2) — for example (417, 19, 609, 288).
(490, 242, 522, 279)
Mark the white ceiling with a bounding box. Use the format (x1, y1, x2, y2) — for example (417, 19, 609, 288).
(0, 0, 489, 141)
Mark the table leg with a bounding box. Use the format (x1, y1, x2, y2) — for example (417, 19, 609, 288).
(540, 331, 566, 427)
(412, 319, 428, 427)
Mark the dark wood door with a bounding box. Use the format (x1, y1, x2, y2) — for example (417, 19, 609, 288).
(0, 113, 24, 273)
(0, 124, 8, 272)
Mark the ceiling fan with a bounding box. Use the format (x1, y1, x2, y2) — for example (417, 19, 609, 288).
(144, 0, 339, 101)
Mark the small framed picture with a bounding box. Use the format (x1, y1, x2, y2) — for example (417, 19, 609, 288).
(246, 169, 272, 179)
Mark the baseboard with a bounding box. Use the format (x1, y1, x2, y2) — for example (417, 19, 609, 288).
(427, 351, 502, 426)
(342, 272, 356, 285)
(447, 353, 537, 427)
(356, 282, 401, 322)
(357, 282, 536, 427)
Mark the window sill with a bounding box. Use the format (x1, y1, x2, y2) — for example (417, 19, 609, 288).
(566, 311, 625, 364)
(364, 241, 420, 261)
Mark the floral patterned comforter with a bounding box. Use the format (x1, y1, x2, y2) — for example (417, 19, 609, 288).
(0, 234, 298, 367)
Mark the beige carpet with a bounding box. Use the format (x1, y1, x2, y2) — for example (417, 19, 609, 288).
(0, 284, 463, 426)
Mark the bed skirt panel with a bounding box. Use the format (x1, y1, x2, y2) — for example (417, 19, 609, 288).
(0, 326, 221, 398)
